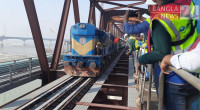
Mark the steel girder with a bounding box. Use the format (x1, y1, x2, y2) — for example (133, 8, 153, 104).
(23, 0, 146, 84)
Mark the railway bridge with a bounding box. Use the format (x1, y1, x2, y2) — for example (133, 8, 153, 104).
(0, 0, 199, 110)
(0, 0, 155, 109)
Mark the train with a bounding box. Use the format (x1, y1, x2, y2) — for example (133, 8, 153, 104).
(63, 23, 124, 77)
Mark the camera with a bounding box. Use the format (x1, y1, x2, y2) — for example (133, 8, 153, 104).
(129, 10, 138, 17)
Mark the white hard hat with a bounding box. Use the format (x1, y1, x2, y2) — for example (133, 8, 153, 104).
(145, 0, 156, 5)
(124, 34, 128, 39)
(142, 13, 150, 18)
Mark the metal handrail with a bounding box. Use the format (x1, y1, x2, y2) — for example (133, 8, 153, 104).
(158, 72, 164, 110)
(158, 66, 200, 110)
(169, 66, 200, 91)
(133, 47, 150, 110)
(147, 64, 153, 110)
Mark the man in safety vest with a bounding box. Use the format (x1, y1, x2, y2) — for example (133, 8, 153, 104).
(137, 0, 199, 110)
(124, 34, 136, 56)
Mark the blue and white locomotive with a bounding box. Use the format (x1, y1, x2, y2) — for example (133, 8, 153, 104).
(63, 23, 119, 77)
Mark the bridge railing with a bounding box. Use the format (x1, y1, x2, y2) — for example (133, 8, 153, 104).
(133, 47, 200, 110)
(0, 41, 71, 93)
(0, 40, 71, 76)
(133, 47, 149, 109)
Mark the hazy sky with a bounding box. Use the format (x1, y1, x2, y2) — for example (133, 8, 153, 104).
(0, 0, 147, 40)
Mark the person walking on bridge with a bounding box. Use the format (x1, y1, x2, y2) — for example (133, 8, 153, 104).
(124, 34, 136, 56)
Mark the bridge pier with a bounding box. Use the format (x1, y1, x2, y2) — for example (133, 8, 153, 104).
(22, 40, 26, 46)
(0, 40, 3, 47)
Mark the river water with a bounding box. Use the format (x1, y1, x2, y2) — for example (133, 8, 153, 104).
(0, 40, 69, 63)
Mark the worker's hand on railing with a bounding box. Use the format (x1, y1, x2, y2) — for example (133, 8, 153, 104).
(141, 45, 145, 49)
(137, 61, 142, 74)
(126, 51, 130, 56)
(160, 55, 173, 74)
(143, 64, 147, 68)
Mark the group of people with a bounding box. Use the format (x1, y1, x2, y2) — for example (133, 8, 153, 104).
(123, 0, 200, 110)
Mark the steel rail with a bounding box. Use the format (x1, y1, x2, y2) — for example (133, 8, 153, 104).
(35, 77, 81, 109)
(39, 78, 86, 110)
(16, 76, 75, 110)
(36, 78, 80, 110)
(59, 79, 95, 109)
(58, 50, 125, 109)
(19, 77, 85, 110)
(53, 78, 91, 110)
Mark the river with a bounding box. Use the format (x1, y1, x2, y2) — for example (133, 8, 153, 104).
(0, 39, 69, 63)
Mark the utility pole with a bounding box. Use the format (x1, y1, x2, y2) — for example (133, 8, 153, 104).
(27, 26, 29, 38)
(3, 24, 6, 37)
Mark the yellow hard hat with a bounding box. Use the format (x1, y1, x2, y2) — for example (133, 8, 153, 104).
(97, 42, 101, 45)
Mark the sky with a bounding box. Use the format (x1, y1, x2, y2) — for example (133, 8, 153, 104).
(0, 0, 147, 40)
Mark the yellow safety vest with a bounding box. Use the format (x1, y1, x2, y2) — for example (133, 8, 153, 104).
(150, 1, 197, 54)
(150, 19, 197, 54)
(135, 40, 139, 50)
(151, 1, 199, 79)
(142, 42, 148, 53)
(129, 36, 136, 40)
(145, 18, 151, 24)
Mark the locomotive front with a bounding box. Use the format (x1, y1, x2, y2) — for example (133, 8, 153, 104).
(63, 23, 104, 77)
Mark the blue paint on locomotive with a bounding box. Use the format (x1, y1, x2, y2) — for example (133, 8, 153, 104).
(70, 23, 105, 55)
(71, 48, 95, 56)
(64, 23, 117, 69)
(71, 23, 99, 36)
(64, 55, 101, 67)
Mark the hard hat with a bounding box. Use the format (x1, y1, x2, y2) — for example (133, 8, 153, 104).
(142, 13, 150, 18)
(145, 0, 156, 5)
(140, 33, 144, 36)
(97, 42, 101, 45)
(124, 34, 129, 39)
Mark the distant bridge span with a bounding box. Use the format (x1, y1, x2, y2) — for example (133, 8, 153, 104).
(0, 36, 58, 41)
(0, 36, 69, 45)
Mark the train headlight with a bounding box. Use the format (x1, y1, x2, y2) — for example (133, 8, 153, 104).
(90, 62, 96, 69)
(79, 24, 86, 29)
(74, 25, 77, 29)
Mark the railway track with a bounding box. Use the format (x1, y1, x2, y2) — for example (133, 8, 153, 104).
(1, 48, 127, 110)
(16, 73, 101, 110)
